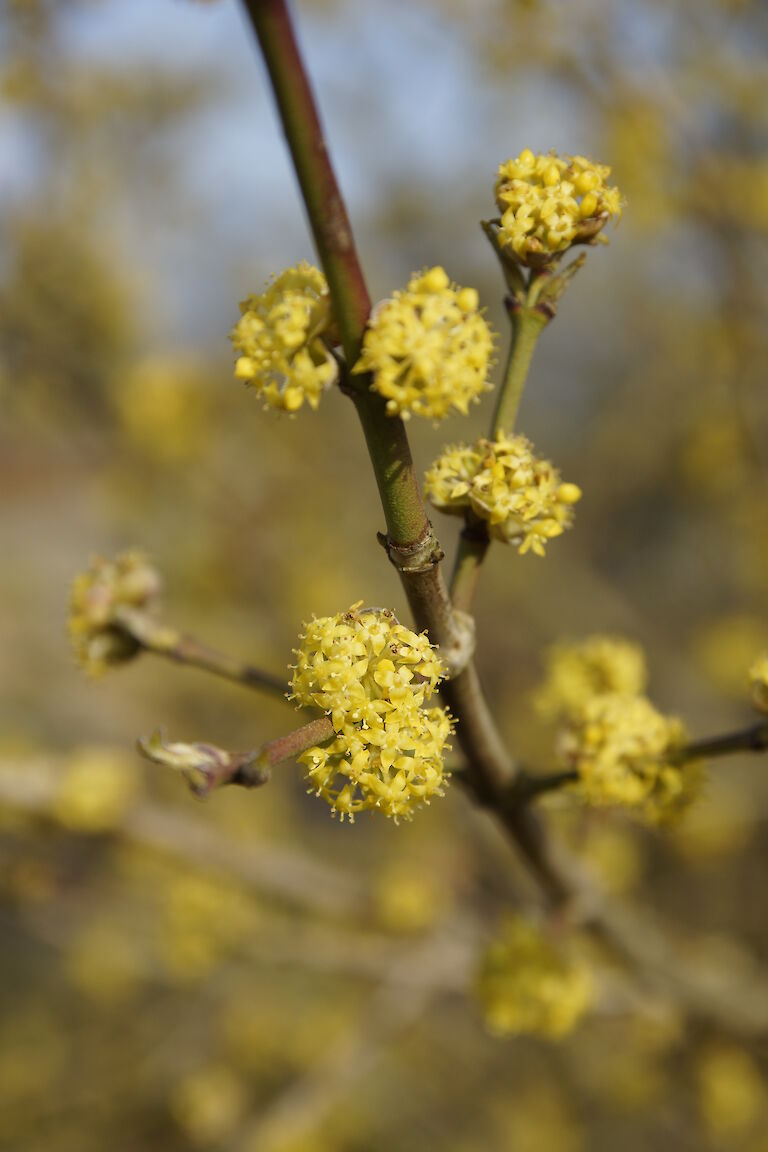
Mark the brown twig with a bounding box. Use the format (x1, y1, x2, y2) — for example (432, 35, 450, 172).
(242, 0, 519, 774)
(113, 606, 288, 699)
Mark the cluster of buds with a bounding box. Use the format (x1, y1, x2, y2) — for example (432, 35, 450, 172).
(230, 262, 337, 412)
(290, 602, 452, 821)
(353, 266, 494, 422)
(536, 637, 701, 821)
(424, 432, 581, 556)
(560, 692, 696, 822)
(68, 552, 162, 676)
(476, 916, 593, 1038)
(494, 150, 622, 267)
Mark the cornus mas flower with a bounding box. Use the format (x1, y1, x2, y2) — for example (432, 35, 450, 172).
(495, 149, 622, 264)
(476, 916, 593, 1039)
(290, 602, 452, 821)
(560, 692, 699, 821)
(534, 635, 648, 722)
(299, 704, 452, 823)
(69, 552, 161, 676)
(749, 654, 768, 713)
(353, 266, 494, 421)
(230, 262, 337, 412)
(424, 432, 581, 556)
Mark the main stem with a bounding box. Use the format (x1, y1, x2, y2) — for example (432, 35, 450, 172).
(241, 0, 577, 899)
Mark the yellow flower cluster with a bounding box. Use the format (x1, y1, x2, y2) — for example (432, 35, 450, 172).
(560, 692, 697, 821)
(69, 552, 160, 676)
(290, 602, 452, 821)
(749, 653, 768, 713)
(534, 635, 647, 721)
(353, 266, 493, 421)
(230, 262, 336, 412)
(476, 916, 593, 1039)
(424, 432, 581, 556)
(495, 150, 622, 263)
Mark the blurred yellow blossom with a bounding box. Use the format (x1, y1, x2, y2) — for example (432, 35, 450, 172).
(749, 653, 768, 713)
(692, 615, 768, 696)
(230, 261, 337, 412)
(494, 1085, 584, 1152)
(68, 551, 161, 676)
(65, 919, 144, 1003)
(425, 432, 580, 556)
(112, 355, 213, 461)
(373, 859, 447, 932)
(672, 785, 753, 863)
(696, 1046, 766, 1138)
(170, 1065, 247, 1144)
(578, 825, 644, 895)
(495, 150, 621, 264)
(476, 916, 593, 1038)
(560, 693, 699, 821)
(159, 873, 256, 982)
(353, 266, 493, 421)
(53, 746, 137, 833)
(534, 635, 647, 722)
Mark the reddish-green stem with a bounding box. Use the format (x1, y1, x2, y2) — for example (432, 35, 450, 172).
(239, 0, 576, 902)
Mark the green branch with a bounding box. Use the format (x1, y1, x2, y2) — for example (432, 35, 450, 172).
(239, 0, 596, 915)
(490, 302, 549, 437)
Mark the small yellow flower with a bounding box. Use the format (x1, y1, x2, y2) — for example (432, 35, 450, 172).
(424, 432, 580, 556)
(534, 635, 648, 722)
(69, 551, 160, 676)
(230, 261, 336, 412)
(749, 652, 768, 713)
(291, 603, 452, 821)
(53, 747, 137, 832)
(476, 916, 593, 1039)
(560, 692, 700, 821)
(495, 150, 622, 265)
(353, 266, 494, 421)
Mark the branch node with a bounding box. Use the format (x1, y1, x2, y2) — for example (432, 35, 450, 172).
(377, 524, 444, 574)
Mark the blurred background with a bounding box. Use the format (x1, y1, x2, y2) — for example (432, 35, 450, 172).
(1, 0, 768, 1148)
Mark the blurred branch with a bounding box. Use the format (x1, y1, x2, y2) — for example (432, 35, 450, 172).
(233, 929, 458, 1152)
(0, 759, 365, 919)
(498, 719, 768, 803)
(112, 606, 289, 699)
(672, 719, 768, 764)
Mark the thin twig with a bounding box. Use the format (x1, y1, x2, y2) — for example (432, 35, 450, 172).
(113, 606, 288, 699)
(489, 299, 549, 437)
(672, 720, 768, 763)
